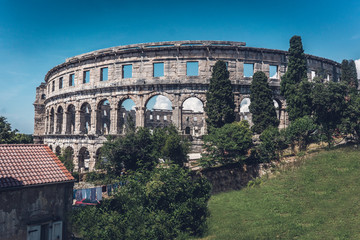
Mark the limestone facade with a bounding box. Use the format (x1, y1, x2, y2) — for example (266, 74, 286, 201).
(33, 41, 341, 172)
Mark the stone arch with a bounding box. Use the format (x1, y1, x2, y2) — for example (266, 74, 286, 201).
(49, 107, 55, 134)
(56, 106, 64, 134)
(96, 99, 111, 135)
(80, 102, 91, 134)
(145, 94, 173, 129)
(55, 146, 61, 156)
(181, 96, 205, 136)
(117, 98, 136, 134)
(66, 104, 76, 134)
(273, 99, 282, 120)
(239, 97, 252, 122)
(78, 147, 90, 172)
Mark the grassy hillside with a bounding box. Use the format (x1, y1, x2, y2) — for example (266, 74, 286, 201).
(200, 146, 360, 239)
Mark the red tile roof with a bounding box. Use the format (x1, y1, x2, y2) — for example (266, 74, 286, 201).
(0, 144, 74, 189)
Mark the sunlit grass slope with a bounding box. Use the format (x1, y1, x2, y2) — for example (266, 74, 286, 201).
(202, 146, 360, 240)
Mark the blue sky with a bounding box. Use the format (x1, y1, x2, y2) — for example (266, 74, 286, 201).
(0, 0, 359, 133)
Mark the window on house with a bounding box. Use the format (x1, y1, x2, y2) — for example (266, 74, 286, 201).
(269, 65, 278, 78)
(187, 61, 199, 76)
(83, 71, 90, 83)
(59, 77, 63, 89)
(101, 67, 108, 81)
(243, 63, 254, 77)
(153, 62, 164, 77)
(69, 74, 75, 86)
(122, 65, 132, 78)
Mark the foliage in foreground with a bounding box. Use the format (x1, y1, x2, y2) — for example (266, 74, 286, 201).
(201, 146, 360, 239)
(98, 125, 189, 176)
(201, 121, 252, 167)
(71, 165, 211, 240)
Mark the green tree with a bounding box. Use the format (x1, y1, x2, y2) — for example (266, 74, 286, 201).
(286, 116, 318, 153)
(201, 121, 252, 167)
(71, 165, 211, 239)
(100, 127, 158, 175)
(280, 35, 312, 121)
(341, 59, 358, 90)
(205, 60, 235, 130)
(312, 81, 347, 147)
(152, 125, 190, 167)
(0, 116, 32, 143)
(58, 148, 75, 172)
(340, 90, 360, 142)
(257, 127, 288, 163)
(249, 71, 279, 133)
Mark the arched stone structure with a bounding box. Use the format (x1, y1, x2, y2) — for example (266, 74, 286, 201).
(33, 40, 341, 171)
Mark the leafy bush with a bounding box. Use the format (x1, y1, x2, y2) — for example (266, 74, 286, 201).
(71, 165, 211, 239)
(286, 116, 318, 153)
(257, 127, 288, 163)
(201, 121, 252, 167)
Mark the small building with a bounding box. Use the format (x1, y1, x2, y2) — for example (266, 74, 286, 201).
(0, 144, 75, 240)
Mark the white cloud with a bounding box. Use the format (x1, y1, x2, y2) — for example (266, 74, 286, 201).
(153, 95, 172, 110)
(183, 97, 204, 112)
(355, 59, 360, 79)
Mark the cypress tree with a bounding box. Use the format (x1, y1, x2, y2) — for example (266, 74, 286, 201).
(249, 71, 279, 134)
(280, 35, 312, 121)
(342, 59, 358, 89)
(205, 60, 235, 130)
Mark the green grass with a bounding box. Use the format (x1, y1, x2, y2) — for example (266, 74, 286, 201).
(200, 146, 360, 240)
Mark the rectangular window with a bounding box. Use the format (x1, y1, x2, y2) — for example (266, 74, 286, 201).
(52, 81, 55, 92)
(194, 117, 198, 122)
(164, 115, 167, 121)
(150, 114, 153, 120)
(122, 65, 132, 78)
(157, 115, 160, 121)
(101, 67, 108, 81)
(269, 65, 278, 78)
(69, 74, 75, 86)
(243, 63, 254, 77)
(187, 61, 199, 76)
(83, 70, 90, 83)
(153, 62, 164, 77)
(59, 77, 63, 89)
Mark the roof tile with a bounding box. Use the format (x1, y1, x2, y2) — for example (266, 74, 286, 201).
(0, 144, 74, 189)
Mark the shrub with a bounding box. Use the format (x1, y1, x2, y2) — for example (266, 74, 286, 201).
(71, 165, 211, 239)
(201, 121, 252, 167)
(257, 127, 288, 163)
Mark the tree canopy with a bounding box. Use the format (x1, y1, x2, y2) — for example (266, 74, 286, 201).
(205, 60, 235, 130)
(249, 71, 279, 134)
(0, 116, 33, 144)
(341, 59, 358, 90)
(280, 35, 312, 121)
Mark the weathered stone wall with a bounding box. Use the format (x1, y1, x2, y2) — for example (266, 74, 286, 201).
(34, 41, 341, 171)
(197, 164, 260, 194)
(0, 182, 73, 240)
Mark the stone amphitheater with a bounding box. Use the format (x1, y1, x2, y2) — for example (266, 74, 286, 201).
(33, 40, 341, 172)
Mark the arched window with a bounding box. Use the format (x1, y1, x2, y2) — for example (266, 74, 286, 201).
(80, 103, 91, 134)
(97, 99, 111, 135)
(118, 99, 136, 134)
(145, 95, 172, 129)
